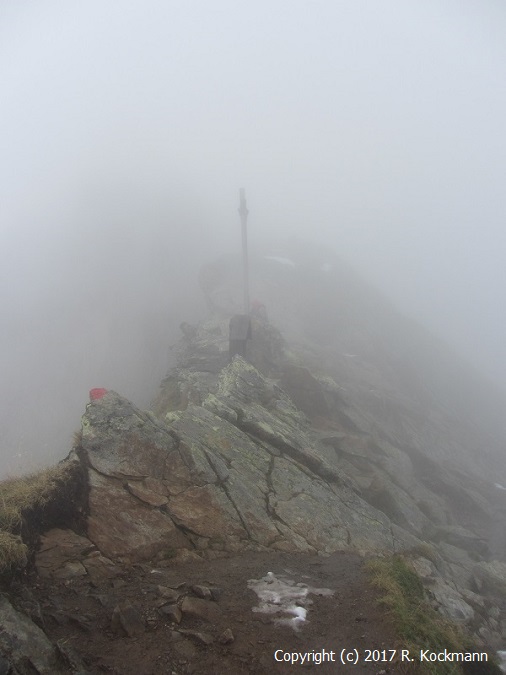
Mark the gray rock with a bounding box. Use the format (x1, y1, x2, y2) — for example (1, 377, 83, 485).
(363, 474, 431, 536)
(56, 639, 91, 674)
(76, 366, 415, 560)
(159, 604, 182, 624)
(178, 629, 214, 646)
(218, 628, 234, 644)
(473, 560, 506, 596)
(202, 393, 238, 424)
(87, 468, 189, 562)
(81, 552, 119, 581)
(181, 596, 222, 623)
(157, 586, 181, 603)
(410, 556, 438, 580)
(191, 585, 212, 600)
(431, 525, 489, 557)
(0, 594, 67, 674)
(427, 581, 475, 623)
(209, 587, 224, 601)
(111, 603, 145, 637)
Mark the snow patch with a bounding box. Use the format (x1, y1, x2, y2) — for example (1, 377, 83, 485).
(263, 256, 296, 267)
(247, 571, 333, 631)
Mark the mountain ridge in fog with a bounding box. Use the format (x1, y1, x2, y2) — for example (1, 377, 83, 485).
(196, 238, 506, 481)
(2, 236, 505, 482)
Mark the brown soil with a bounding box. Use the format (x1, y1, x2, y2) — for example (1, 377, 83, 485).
(25, 550, 419, 675)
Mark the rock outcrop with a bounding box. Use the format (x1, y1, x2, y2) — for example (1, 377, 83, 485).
(73, 367, 402, 560)
(35, 314, 498, 647)
(3, 305, 506, 672)
(0, 594, 69, 675)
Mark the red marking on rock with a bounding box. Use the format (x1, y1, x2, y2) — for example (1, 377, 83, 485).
(89, 388, 108, 401)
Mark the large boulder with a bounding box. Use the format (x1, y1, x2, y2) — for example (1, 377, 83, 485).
(76, 362, 413, 560)
(78, 391, 193, 562)
(473, 560, 506, 596)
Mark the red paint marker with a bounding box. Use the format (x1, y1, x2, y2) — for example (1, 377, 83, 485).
(89, 388, 108, 401)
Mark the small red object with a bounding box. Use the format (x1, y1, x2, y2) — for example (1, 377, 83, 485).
(89, 388, 108, 401)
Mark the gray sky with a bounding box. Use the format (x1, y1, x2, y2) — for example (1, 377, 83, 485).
(1, 1, 506, 476)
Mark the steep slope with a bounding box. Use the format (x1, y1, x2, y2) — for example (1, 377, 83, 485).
(199, 245, 506, 482)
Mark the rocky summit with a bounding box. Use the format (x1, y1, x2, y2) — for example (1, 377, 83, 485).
(2, 266, 506, 673)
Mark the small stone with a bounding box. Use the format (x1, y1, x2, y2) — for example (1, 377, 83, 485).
(56, 640, 89, 672)
(90, 594, 112, 607)
(218, 628, 234, 644)
(181, 596, 222, 623)
(191, 585, 212, 599)
(67, 613, 93, 632)
(179, 629, 214, 645)
(111, 603, 145, 637)
(157, 585, 180, 603)
(159, 604, 182, 623)
(209, 587, 224, 601)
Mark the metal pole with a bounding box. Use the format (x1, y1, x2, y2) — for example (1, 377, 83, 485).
(238, 188, 250, 314)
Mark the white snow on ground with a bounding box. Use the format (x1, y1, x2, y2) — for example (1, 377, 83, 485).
(263, 256, 296, 267)
(248, 571, 333, 631)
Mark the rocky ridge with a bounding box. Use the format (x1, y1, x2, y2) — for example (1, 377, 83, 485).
(2, 312, 506, 673)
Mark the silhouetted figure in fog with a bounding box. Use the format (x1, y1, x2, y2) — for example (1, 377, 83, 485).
(250, 299, 268, 322)
(229, 314, 251, 359)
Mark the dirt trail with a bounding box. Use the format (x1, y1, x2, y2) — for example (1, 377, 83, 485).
(27, 550, 413, 674)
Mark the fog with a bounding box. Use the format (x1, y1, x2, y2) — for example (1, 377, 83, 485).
(2, 1, 506, 477)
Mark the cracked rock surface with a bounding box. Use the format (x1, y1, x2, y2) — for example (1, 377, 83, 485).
(13, 313, 506, 671)
(76, 365, 404, 560)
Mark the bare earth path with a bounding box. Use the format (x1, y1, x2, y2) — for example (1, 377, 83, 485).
(27, 550, 415, 674)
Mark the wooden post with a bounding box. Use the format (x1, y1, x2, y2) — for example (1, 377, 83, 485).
(238, 188, 250, 314)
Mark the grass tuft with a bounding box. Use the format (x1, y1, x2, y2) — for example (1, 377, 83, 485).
(0, 531, 28, 571)
(367, 556, 501, 675)
(0, 463, 74, 574)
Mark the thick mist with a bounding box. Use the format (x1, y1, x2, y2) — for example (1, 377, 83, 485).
(0, 176, 218, 475)
(2, 1, 506, 477)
